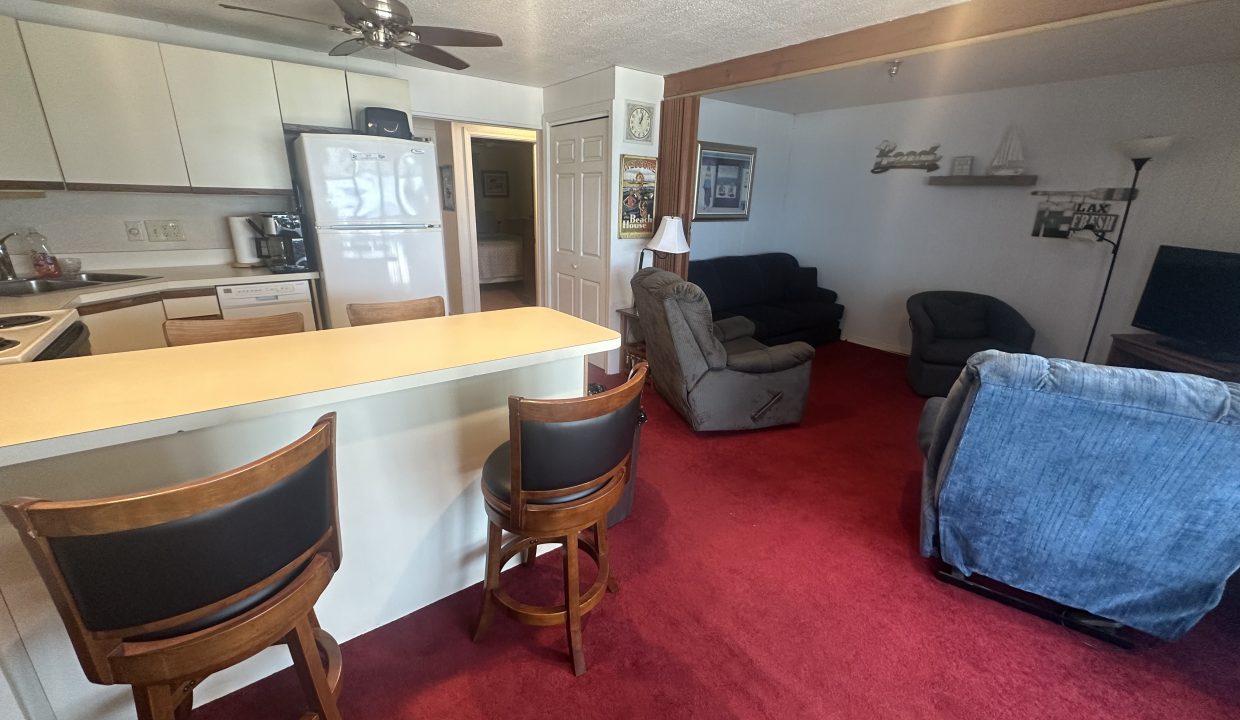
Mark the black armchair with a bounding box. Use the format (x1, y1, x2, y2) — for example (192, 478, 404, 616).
(906, 291, 1035, 397)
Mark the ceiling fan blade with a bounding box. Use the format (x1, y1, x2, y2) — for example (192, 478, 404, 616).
(400, 43, 469, 71)
(333, 0, 411, 25)
(410, 26, 502, 47)
(329, 38, 368, 56)
(218, 3, 336, 27)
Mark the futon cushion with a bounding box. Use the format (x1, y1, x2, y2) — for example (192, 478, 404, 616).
(923, 297, 989, 339)
(481, 442, 600, 505)
(920, 337, 1022, 366)
(733, 301, 844, 340)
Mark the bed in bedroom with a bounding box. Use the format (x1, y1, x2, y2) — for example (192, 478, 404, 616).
(478, 232, 525, 284)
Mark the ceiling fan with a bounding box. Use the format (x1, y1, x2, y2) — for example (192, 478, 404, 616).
(218, 0, 501, 70)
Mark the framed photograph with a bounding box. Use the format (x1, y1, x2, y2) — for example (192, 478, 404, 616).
(482, 171, 509, 198)
(619, 155, 657, 239)
(950, 156, 974, 176)
(438, 165, 455, 211)
(694, 142, 756, 221)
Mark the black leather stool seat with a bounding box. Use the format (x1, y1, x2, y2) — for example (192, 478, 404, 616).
(482, 442, 600, 505)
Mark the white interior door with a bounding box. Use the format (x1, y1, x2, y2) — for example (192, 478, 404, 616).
(548, 117, 608, 332)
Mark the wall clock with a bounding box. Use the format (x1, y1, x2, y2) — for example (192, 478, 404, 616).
(624, 101, 655, 143)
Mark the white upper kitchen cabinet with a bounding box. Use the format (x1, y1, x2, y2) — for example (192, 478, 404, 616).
(274, 61, 352, 129)
(346, 72, 412, 131)
(20, 22, 189, 188)
(0, 17, 62, 186)
(161, 45, 291, 191)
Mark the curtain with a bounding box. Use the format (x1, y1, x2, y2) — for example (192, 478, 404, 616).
(653, 95, 700, 278)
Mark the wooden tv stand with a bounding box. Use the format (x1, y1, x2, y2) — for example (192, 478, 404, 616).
(1107, 333, 1240, 382)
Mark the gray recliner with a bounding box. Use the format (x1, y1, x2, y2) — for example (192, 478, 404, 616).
(630, 268, 814, 431)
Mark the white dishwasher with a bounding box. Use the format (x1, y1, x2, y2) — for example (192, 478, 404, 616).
(216, 280, 317, 330)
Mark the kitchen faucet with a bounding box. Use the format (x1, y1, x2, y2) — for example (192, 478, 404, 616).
(0, 232, 18, 281)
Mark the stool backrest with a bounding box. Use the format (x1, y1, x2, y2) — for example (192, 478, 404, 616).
(346, 296, 446, 326)
(1, 414, 340, 685)
(505, 364, 647, 525)
(164, 312, 305, 346)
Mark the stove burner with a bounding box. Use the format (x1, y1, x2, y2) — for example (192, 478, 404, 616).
(0, 314, 49, 329)
(0, 337, 18, 352)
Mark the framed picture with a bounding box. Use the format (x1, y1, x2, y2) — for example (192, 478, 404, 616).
(482, 171, 509, 198)
(619, 155, 657, 239)
(438, 165, 455, 211)
(694, 142, 756, 221)
(950, 156, 974, 176)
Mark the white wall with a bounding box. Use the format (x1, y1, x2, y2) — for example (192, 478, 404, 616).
(690, 99, 795, 260)
(705, 62, 1240, 361)
(542, 66, 664, 373)
(1, 192, 291, 255)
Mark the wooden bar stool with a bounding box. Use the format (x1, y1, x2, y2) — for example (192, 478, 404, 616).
(473, 363, 647, 676)
(163, 312, 305, 346)
(345, 296, 445, 326)
(1, 414, 344, 720)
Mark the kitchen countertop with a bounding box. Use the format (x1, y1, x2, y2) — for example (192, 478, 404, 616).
(0, 307, 619, 464)
(0, 264, 319, 314)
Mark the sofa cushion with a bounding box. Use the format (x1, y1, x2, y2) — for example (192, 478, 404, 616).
(923, 296, 989, 339)
(688, 253, 802, 312)
(734, 301, 844, 340)
(920, 337, 1022, 366)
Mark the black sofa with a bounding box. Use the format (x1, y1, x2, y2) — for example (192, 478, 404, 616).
(687, 253, 844, 346)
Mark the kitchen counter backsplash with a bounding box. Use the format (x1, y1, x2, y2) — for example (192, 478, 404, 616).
(1, 191, 292, 254)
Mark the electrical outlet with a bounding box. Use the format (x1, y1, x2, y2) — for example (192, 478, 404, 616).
(147, 219, 186, 243)
(124, 220, 147, 242)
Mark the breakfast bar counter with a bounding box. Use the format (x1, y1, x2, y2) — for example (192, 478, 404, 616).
(0, 308, 618, 720)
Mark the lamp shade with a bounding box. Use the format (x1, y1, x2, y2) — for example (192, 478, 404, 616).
(1118, 135, 1175, 160)
(647, 216, 690, 254)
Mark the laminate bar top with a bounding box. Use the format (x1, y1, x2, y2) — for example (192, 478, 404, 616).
(0, 307, 619, 463)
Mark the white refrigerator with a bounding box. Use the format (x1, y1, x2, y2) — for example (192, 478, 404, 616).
(294, 134, 447, 328)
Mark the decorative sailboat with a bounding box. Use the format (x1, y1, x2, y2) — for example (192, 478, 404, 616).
(988, 125, 1027, 176)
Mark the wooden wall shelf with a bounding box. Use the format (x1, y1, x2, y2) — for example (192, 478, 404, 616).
(927, 175, 1038, 187)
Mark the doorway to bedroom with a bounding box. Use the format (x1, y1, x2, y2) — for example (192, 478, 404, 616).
(470, 138, 538, 311)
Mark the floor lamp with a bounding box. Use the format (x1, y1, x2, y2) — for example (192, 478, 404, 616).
(639, 216, 690, 270)
(1081, 135, 1175, 362)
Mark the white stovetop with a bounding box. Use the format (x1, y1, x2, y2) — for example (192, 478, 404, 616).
(0, 309, 79, 364)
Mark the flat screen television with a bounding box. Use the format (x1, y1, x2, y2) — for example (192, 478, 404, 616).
(1132, 245, 1240, 360)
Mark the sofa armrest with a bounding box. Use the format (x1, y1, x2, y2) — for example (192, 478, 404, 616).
(812, 286, 839, 305)
(726, 341, 815, 373)
(713, 315, 756, 342)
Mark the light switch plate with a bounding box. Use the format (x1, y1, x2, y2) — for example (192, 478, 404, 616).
(124, 220, 147, 242)
(147, 220, 186, 243)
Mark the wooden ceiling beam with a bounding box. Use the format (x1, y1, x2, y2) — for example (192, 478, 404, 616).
(663, 0, 1199, 98)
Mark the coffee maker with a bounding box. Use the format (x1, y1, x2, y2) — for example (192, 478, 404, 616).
(255, 213, 313, 273)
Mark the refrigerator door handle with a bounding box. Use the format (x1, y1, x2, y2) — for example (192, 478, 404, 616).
(322, 224, 442, 230)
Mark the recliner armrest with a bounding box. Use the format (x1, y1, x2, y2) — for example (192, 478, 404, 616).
(713, 316, 756, 342)
(726, 341, 815, 373)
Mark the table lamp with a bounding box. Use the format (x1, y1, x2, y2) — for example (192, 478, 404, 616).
(639, 216, 690, 269)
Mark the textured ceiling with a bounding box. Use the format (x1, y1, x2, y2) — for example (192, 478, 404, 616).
(710, 0, 1240, 113)
(35, 0, 965, 87)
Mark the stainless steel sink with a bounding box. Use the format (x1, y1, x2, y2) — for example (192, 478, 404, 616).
(0, 273, 155, 296)
(0, 279, 99, 297)
(61, 272, 154, 284)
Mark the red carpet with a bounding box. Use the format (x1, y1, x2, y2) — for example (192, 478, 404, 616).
(197, 342, 1240, 719)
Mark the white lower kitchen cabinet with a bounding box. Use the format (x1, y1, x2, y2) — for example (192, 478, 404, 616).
(161, 45, 291, 191)
(162, 290, 221, 320)
(79, 297, 168, 354)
